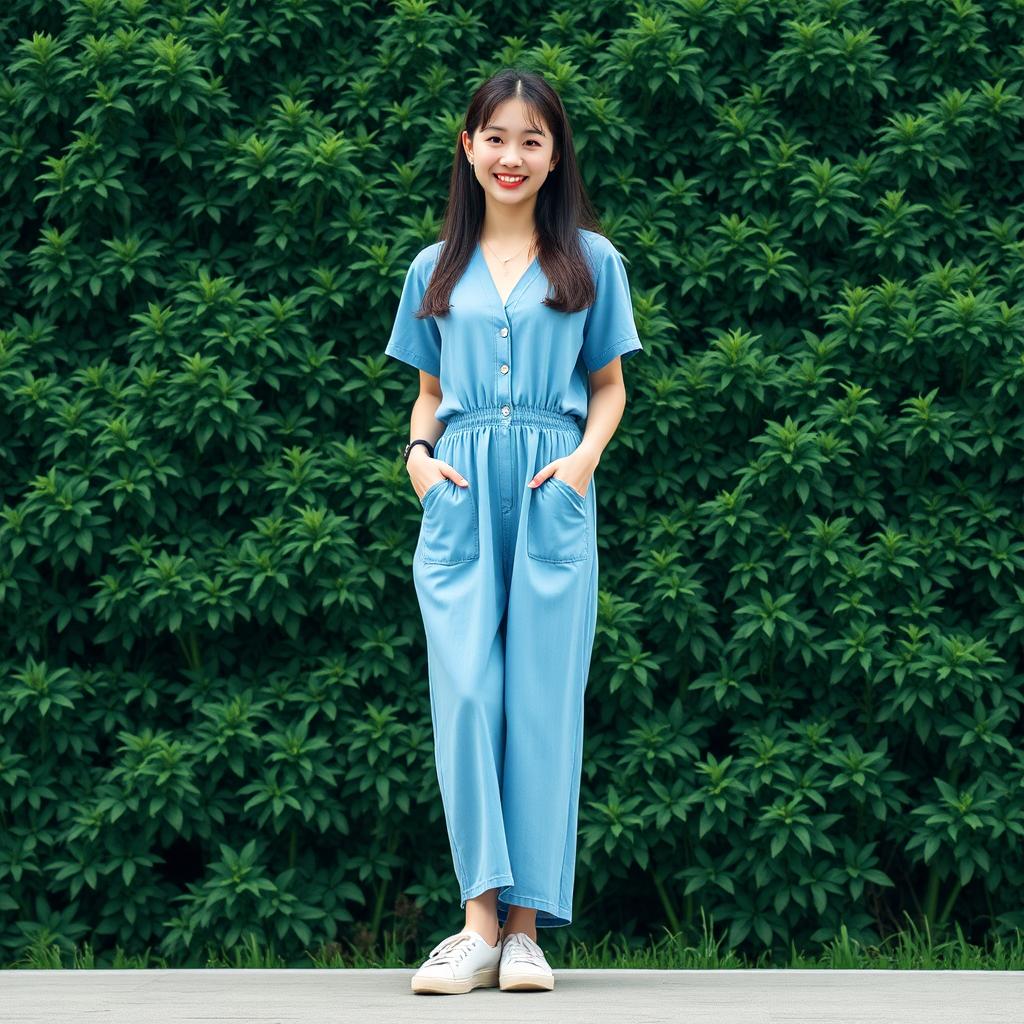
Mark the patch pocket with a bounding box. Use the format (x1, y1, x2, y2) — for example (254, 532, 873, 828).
(418, 478, 446, 509)
(527, 476, 589, 563)
(419, 479, 480, 565)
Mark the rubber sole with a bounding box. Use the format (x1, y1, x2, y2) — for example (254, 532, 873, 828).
(411, 964, 499, 994)
(499, 970, 555, 991)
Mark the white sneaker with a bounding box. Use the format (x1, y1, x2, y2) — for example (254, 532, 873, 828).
(410, 928, 501, 994)
(498, 931, 555, 991)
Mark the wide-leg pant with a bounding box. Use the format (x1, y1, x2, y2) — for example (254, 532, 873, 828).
(412, 405, 599, 928)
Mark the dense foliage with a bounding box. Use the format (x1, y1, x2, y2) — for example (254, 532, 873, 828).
(1, 0, 1023, 965)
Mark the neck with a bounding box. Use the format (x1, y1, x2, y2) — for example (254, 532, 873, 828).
(480, 198, 537, 250)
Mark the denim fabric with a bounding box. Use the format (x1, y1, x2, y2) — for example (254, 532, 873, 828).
(385, 228, 644, 928)
(414, 406, 598, 928)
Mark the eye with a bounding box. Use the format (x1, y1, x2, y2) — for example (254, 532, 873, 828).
(485, 136, 541, 145)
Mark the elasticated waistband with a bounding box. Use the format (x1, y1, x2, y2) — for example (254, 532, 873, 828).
(443, 405, 583, 436)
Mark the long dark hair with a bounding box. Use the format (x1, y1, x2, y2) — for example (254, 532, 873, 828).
(418, 68, 603, 319)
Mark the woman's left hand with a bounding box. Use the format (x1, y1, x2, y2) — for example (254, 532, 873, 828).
(527, 455, 593, 498)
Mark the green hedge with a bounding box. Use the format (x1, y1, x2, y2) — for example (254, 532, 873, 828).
(1, 0, 1023, 965)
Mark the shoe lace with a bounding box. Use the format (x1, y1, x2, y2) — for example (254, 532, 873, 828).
(428, 933, 475, 965)
(502, 932, 547, 966)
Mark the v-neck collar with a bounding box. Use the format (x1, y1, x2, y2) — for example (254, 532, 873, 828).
(476, 241, 539, 310)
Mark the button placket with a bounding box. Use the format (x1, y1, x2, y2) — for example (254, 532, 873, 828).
(497, 319, 512, 424)
(496, 320, 513, 513)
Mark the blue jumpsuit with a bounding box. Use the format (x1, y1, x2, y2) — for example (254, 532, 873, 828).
(385, 227, 643, 928)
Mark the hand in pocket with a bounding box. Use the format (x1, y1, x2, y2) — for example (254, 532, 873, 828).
(408, 449, 469, 502)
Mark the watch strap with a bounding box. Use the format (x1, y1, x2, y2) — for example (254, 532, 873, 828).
(403, 438, 434, 464)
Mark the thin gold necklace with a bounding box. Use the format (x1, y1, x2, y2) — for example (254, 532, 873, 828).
(482, 234, 536, 270)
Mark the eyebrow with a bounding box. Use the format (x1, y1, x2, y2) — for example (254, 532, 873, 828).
(483, 125, 546, 136)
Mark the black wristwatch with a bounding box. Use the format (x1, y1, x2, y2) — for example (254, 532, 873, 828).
(403, 438, 434, 464)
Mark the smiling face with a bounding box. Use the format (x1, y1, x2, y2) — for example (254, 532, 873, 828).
(462, 97, 559, 205)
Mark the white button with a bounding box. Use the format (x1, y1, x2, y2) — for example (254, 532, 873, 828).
(501, 405, 510, 416)
(500, 327, 509, 337)
(500, 364, 509, 374)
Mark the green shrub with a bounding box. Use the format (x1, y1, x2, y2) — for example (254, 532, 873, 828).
(1, 0, 1023, 965)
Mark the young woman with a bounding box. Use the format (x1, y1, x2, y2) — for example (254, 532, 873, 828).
(385, 68, 643, 995)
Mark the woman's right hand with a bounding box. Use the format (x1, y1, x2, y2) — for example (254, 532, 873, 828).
(407, 447, 469, 501)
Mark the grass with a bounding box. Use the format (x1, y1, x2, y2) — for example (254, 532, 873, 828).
(5, 911, 1023, 972)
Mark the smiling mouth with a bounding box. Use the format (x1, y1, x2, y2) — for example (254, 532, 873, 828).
(495, 174, 527, 183)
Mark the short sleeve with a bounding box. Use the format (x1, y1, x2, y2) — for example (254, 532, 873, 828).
(384, 247, 442, 377)
(581, 240, 643, 373)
